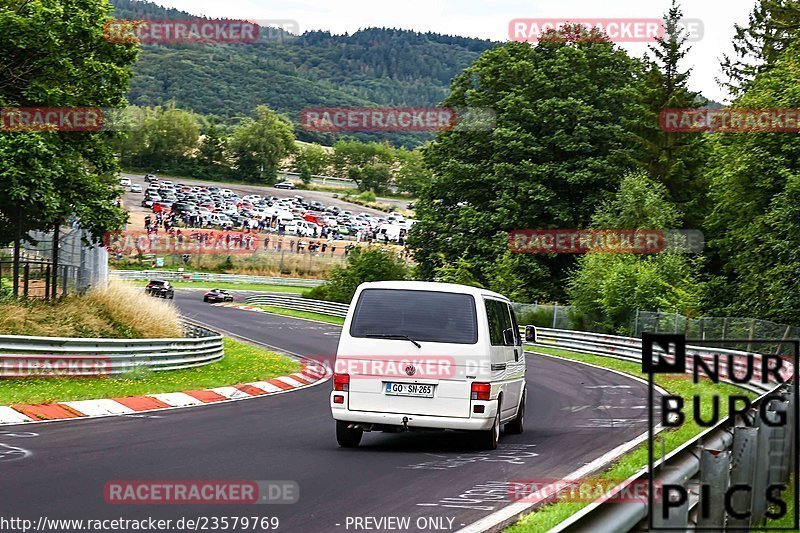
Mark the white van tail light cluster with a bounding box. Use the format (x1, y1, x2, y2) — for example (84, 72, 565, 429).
(471, 382, 491, 401)
(334, 373, 350, 392)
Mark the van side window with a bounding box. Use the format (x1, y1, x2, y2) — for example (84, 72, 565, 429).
(485, 300, 504, 346)
(507, 304, 521, 345)
(495, 301, 513, 345)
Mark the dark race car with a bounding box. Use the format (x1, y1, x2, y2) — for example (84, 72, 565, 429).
(145, 280, 174, 299)
(203, 289, 234, 303)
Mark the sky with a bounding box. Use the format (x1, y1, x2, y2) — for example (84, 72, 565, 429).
(152, 0, 757, 104)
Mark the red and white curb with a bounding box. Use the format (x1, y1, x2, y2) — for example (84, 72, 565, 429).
(0, 363, 330, 425)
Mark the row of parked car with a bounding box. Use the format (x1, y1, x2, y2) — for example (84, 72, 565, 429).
(122, 175, 414, 242)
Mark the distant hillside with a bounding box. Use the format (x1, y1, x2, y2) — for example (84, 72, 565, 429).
(110, 0, 496, 146)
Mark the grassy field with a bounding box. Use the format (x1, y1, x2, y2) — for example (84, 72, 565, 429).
(508, 346, 757, 532)
(250, 304, 345, 325)
(0, 338, 300, 405)
(0, 282, 181, 338)
(123, 280, 310, 293)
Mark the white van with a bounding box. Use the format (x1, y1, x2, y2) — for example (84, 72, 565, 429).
(330, 281, 527, 449)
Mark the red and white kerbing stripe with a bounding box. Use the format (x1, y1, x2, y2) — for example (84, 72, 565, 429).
(0, 362, 330, 425)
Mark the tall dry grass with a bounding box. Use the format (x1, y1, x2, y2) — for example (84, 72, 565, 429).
(0, 281, 181, 339)
(83, 282, 182, 338)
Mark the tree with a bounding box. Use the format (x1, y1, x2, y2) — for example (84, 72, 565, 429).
(567, 172, 702, 333)
(637, 1, 710, 227)
(347, 163, 392, 193)
(394, 147, 430, 195)
(721, 0, 800, 96)
(704, 36, 800, 324)
(307, 247, 409, 303)
(330, 139, 395, 191)
(143, 107, 200, 168)
(432, 254, 484, 288)
(293, 143, 329, 176)
(0, 0, 137, 293)
(409, 38, 647, 301)
(195, 121, 229, 179)
(228, 105, 295, 184)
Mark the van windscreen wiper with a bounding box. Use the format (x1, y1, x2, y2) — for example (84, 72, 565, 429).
(365, 333, 421, 348)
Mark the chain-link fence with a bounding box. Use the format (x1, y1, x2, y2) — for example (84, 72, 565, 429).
(511, 302, 577, 330)
(0, 225, 108, 298)
(634, 310, 798, 356)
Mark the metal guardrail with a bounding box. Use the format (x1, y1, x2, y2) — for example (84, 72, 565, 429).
(234, 294, 797, 530)
(0, 322, 224, 375)
(245, 294, 349, 317)
(110, 270, 324, 287)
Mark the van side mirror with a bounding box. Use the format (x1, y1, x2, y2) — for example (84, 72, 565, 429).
(525, 325, 537, 344)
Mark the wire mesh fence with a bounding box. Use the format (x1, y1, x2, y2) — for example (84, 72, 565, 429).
(0, 225, 107, 298)
(511, 302, 578, 330)
(634, 310, 798, 356)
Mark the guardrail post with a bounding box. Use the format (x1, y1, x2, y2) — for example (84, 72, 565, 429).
(652, 468, 690, 529)
(787, 387, 796, 476)
(751, 409, 781, 526)
(769, 386, 796, 484)
(697, 448, 730, 529)
(727, 426, 759, 528)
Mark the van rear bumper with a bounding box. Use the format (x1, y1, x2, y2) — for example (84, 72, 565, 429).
(331, 401, 497, 431)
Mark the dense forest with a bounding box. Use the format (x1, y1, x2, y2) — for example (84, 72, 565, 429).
(110, 0, 494, 147)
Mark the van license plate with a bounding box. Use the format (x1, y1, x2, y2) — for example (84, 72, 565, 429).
(385, 383, 434, 397)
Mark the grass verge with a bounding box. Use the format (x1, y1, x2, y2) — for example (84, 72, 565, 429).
(251, 304, 345, 325)
(507, 346, 756, 533)
(122, 280, 310, 293)
(0, 338, 300, 405)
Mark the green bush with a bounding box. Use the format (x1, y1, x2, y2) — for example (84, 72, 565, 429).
(357, 190, 377, 203)
(306, 246, 408, 303)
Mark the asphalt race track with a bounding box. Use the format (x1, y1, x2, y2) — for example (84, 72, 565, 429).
(0, 290, 657, 532)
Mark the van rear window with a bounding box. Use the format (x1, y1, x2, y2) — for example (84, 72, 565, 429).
(350, 289, 478, 344)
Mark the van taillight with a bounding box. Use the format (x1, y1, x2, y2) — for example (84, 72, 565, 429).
(471, 382, 491, 401)
(334, 373, 350, 392)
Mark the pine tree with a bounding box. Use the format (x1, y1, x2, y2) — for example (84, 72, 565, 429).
(721, 0, 800, 96)
(637, 0, 709, 228)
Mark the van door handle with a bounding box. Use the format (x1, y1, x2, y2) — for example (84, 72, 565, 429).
(514, 349, 519, 362)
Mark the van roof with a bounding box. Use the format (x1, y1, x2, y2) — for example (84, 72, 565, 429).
(358, 280, 509, 301)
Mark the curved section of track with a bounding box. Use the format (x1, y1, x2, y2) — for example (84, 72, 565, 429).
(1, 290, 655, 532)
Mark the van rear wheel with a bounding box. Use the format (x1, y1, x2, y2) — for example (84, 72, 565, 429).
(506, 391, 525, 434)
(336, 421, 363, 448)
(477, 410, 500, 450)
